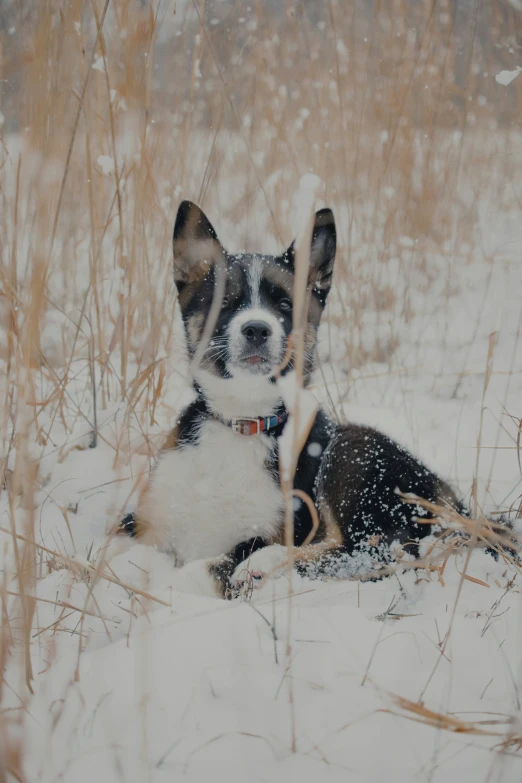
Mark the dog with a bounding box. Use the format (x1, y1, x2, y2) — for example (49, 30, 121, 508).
(117, 199, 470, 597)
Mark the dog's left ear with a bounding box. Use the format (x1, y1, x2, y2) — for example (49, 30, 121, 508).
(283, 208, 336, 296)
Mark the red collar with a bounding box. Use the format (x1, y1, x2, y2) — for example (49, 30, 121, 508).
(215, 412, 287, 436)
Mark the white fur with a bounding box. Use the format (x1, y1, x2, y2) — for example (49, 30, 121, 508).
(138, 420, 284, 565)
(196, 368, 281, 419)
(248, 257, 263, 308)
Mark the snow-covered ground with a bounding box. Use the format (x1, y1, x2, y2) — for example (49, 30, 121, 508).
(0, 127, 521, 782)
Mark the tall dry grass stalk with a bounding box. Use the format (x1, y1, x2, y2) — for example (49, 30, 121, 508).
(0, 0, 521, 777)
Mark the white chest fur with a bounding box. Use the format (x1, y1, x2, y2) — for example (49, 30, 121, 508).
(139, 420, 284, 565)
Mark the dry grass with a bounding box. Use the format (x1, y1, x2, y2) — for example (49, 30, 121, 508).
(382, 691, 519, 739)
(0, 1, 521, 779)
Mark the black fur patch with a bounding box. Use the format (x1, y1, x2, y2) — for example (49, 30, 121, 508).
(119, 512, 137, 537)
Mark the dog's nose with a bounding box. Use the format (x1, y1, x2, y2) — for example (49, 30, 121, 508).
(241, 320, 272, 347)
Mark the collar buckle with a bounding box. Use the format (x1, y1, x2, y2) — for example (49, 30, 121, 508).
(218, 413, 286, 436)
(231, 417, 260, 435)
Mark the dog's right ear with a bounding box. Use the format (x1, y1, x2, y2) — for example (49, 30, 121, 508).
(172, 201, 225, 288)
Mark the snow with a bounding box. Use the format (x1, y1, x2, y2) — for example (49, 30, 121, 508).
(495, 67, 522, 86)
(96, 154, 115, 175)
(18, 554, 522, 782)
(0, 126, 521, 781)
(292, 173, 322, 248)
(307, 442, 323, 458)
(92, 54, 106, 73)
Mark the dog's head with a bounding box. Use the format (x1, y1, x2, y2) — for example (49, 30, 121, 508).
(173, 200, 336, 394)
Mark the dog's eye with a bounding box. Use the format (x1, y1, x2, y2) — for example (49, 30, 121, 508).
(221, 296, 230, 308)
(279, 298, 292, 311)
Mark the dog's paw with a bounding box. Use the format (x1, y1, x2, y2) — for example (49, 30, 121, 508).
(230, 545, 288, 598)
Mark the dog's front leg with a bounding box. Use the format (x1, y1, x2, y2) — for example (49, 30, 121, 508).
(229, 544, 290, 597)
(206, 537, 271, 599)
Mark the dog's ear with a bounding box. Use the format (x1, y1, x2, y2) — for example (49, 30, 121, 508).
(309, 209, 336, 292)
(282, 208, 336, 297)
(172, 201, 225, 288)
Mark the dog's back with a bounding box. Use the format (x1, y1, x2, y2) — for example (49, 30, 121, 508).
(291, 414, 466, 579)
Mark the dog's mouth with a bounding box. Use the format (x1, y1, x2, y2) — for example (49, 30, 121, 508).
(245, 355, 267, 365)
(235, 352, 273, 375)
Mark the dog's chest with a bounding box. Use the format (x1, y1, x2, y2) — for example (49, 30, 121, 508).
(149, 421, 284, 564)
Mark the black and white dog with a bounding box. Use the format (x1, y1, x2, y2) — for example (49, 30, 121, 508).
(118, 200, 468, 596)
